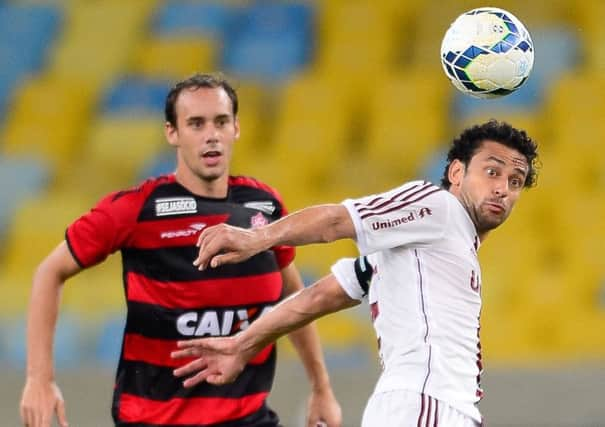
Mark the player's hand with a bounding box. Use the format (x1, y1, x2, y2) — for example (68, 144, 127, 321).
(193, 223, 265, 270)
(20, 378, 68, 427)
(171, 336, 248, 388)
(306, 385, 342, 427)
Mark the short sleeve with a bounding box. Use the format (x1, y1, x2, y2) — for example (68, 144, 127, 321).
(331, 256, 374, 301)
(342, 181, 449, 255)
(65, 190, 143, 268)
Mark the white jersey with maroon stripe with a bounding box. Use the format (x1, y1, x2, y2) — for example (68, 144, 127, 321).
(334, 180, 483, 423)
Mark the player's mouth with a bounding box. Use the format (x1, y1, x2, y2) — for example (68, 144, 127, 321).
(485, 201, 505, 215)
(201, 150, 222, 166)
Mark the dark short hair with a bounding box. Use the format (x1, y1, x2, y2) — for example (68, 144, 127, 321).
(164, 73, 238, 127)
(441, 119, 539, 189)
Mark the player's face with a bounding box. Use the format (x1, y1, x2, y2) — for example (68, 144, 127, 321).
(165, 87, 239, 182)
(449, 140, 529, 235)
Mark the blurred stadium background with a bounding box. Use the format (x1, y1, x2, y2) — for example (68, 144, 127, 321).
(0, 0, 603, 425)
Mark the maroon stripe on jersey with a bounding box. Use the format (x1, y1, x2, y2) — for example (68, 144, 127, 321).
(118, 391, 268, 425)
(129, 214, 230, 249)
(415, 250, 432, 394)
(417, 393, 426, 427)
(355, 183, 423, 212)
(359, 187, 441, 219)
(426, 396, 432, 427)
(123, 333, 274, 368)
(434, 398, 438, 426)
(127, 271, 282, 309)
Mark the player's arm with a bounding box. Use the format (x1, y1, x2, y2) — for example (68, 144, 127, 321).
(280, 263, 342, 427)
(20, 241, 82, 427)
(172, 268, 360, 387)
(194, 204, 355, 270)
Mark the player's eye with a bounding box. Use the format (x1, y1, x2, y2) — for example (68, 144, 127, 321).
(510, 177, 523, 189)
(486, 167, 498, 176)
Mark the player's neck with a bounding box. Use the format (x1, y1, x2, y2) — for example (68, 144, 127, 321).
(174, 167, 229, 199)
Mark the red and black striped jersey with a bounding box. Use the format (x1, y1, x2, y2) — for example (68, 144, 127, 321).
(66, 174, 294, 427)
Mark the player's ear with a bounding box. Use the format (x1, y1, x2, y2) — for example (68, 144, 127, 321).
(165, 121, 179, 147)
(233, 116, 240, 140)
(448, 159, 465, 188)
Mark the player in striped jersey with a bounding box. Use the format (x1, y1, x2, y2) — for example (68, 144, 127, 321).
(20, 74, 341, 427)
(171, 120, 539, 426)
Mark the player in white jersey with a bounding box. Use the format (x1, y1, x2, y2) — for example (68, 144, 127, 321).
(171, 120, 540, 426)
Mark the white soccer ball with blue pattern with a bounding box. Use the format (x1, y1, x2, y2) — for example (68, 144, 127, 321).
(440, 7, 534, 98)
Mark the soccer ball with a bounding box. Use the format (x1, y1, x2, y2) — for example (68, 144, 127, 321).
(440, 7, 534, 99)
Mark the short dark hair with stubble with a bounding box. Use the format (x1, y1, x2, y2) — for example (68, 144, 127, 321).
(164, 73, 239, 128)
(440, 119, 539, 190)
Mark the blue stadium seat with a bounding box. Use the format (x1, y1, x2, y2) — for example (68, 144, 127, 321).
(236, 1, 314, 40)
(94, 314, 126, 368)
(0, 4, 61, 64)
(0, 69, 19, 115)
(452, 26, 580, 119)
(0, 4, 61, 117)
(0, 155, 49, 239)
(138, 149, 176, 181)
(222, 1, 315, 82)
(101, 77, 170, 116)
(420, 148, 448, 185)
(152, 0, 235, 40)
(1, 314, 82, 369)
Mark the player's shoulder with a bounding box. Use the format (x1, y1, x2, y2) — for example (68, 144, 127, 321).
(105, 175, 175, 204)
(402, 179, 442, 192)
(229, 175, 285, 204)
(383, 180, 445, 205)
(98, 175, 176, 213)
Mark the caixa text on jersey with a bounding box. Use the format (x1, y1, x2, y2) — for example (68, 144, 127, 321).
(176, 306, 273, 337)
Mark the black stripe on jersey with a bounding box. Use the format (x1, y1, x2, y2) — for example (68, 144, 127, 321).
(64, 230, 85, 268)
(122, 247, 279, 282)
(116, 403, 279, 427)
(353, 256, 373, 297)
(137, 182, 283, 223)
(126, 301, 277, 340)
(117, 352, 275, 400)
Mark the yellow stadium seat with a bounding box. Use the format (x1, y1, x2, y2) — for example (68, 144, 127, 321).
(1, 195, 90, 281)
(61, 254, 125, 319)
(270, 74, 353, 188)
(364, 70, 451, 181)
(49, 0, 157, 87)
(2, 77, 95, 170)
(545, 73, 605, 147)
(228, 82, 269, 177)
(541, 74, 605, 195)
(566, 0, 605, 70)
(558, 308, 605, 360)
(80, 116, 162, 185)
(294, 239, 359, 279)
(553, 197, 605, 285)
(133, 37, 216, 80)
(315, 2, 399, 104)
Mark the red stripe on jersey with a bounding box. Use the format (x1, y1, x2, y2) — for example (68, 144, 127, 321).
(118, 391, 268, 425)
(129, 214, 230, 249)
(123, 333, 274, 367)
(127, 271, 283, 309)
